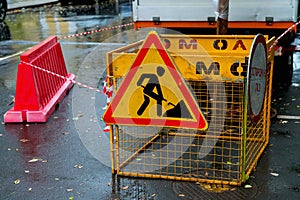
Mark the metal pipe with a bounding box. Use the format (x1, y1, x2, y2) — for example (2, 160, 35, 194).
(216, 0, 229, 35)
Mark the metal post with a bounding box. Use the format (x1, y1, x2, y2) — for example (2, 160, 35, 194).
(115, 0, 119, 14)
(95, 0, 99, 15)
(216, 0, 229, 35)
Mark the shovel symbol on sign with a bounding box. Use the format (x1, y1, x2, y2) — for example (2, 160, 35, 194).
(163, 100, 192, 119)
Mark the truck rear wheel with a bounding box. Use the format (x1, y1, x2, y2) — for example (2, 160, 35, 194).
(0, 0, 7, 22)
(0, 21, 10, 40)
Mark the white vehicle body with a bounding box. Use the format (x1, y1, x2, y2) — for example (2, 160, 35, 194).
(132, 0, 299, 30)
(131, 0, 298, 87)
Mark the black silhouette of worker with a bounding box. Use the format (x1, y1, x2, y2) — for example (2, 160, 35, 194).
(137, 66, 166, 116)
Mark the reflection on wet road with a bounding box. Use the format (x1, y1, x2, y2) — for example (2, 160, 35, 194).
(0, 2, 132, 88)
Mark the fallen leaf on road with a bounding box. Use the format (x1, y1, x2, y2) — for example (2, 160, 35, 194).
(270, 172, 279, 177)
(20, 138, 30, 143)
(28, 158, 41, 163)
(74, 164, 83, 169)
(122, 185, 129, 190)
(14, 179, 20, 184)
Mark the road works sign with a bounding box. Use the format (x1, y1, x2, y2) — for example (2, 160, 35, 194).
(103, 31, 208, 130)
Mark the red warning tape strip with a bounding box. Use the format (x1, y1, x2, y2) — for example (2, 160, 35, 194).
(23, 20, 300, 92)
(22, 61, 105, 94)
(269, 20, 300, 51)
(57, 17, 300, 53)
(59, 22, 134, 40)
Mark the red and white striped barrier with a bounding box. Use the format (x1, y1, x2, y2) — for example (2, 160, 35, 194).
(102, 76, 113, 132)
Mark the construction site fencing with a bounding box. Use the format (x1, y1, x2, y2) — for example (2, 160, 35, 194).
(106, 34, 275, 185)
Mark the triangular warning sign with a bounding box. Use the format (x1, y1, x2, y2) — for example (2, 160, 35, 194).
(103, 31, 208, 130)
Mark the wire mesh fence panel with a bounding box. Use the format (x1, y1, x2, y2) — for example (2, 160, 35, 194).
(111, 80, 247, 185)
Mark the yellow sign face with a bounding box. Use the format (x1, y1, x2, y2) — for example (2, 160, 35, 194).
(115, 63, 191, 120)
(103, 31, 208, 130)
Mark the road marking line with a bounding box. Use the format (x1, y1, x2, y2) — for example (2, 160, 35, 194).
(277, 115, 300, 120)
(0, 51, 25, 62)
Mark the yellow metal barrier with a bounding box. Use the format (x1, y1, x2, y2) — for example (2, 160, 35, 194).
(105, 33, 275, 186)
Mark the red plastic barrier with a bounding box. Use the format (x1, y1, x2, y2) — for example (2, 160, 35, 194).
(4, 36, 76, 123)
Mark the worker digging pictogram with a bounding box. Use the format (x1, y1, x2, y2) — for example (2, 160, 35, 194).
(103, 31, 208, 130)
(137, 66, 166, 117)
(137, 66, 192, 119)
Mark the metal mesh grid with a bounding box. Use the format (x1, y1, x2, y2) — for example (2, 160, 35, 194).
(108, 36, 273, 186)
(244, 63, 272, 174)
(110, 77, 269, 185)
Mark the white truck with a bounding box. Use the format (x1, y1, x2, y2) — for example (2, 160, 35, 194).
(131, 0, 299, 86)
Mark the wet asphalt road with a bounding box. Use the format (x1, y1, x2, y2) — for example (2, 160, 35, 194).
(1, 1, 300, 200)
(0, 2, 182, 200)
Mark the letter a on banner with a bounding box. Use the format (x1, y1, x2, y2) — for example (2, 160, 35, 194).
(103, 31, 208, 130)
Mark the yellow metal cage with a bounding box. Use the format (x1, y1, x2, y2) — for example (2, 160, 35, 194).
(106, 34, 275, 186)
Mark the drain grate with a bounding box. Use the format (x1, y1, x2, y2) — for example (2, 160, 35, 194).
(172, 180, 258, 200)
